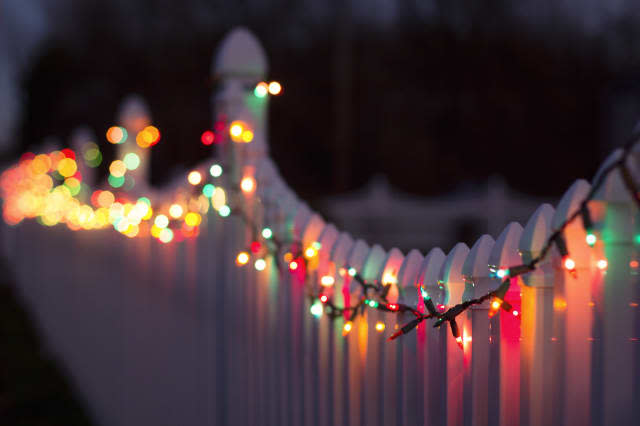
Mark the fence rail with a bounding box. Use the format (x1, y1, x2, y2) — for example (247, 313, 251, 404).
(2, 27, 639, 426)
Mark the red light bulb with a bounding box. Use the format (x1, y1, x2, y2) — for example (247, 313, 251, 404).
(201, 130, 215, 146)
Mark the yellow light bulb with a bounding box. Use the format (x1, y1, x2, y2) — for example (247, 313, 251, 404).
(375, 322, 385, 332)
(236, 251, 250, 266)
(240, 176, 256, 194)
(187, 171, 202, 185)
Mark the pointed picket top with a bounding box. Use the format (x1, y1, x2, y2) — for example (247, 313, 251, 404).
(416, 247, 447, 306)
(520, 203, 556, 288)
(397, 249, 424, 307)
(462, 235, 495, 301)
(301, 214, 326, 249)
(379, 248, 404, 304)
(489, 222, 524, 270)
(331, 232, 355, 268)
(552, 179, 593, 265)
(347, 239, 371, 294)
(552, 179, 591, 229)
(317, 224, 340, 271)
(117, 94, 151, 133)
(361, 244, 387, 282)
(593, 149, 639, 203)
(439, 243, 470, 306)
(520, 204, 555, 263)
(213, 27, 268, 79)
(292, 202, 312, 240)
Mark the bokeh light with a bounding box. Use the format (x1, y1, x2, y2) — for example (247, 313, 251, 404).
(210, 164, 223, 177)
(169, 204, 183, 218)
(188, 171, 202, 185)
(106, 126, 127, 144)
(201, 130, 215, 145)
(123, 152, 140, 170)
(268, 81, 282, 95)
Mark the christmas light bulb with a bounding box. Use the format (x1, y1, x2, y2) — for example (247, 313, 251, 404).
(209, 164, 223, 177)
(236, 251, 250, 266)
(348, 267, 356, 277)
(201, 130, 215, 145)
(366, 299, 379, 308)
(310, 302, 323, 318)
(289, 261, 298, 271)
(342, 321, 353, 336)
(375, 322, 386, 332)
(261, 228, 272, 239)
(240, 176, 256, 194)
(254, 258, 266, 271)
(188, 171, 202, 185)
(488, 298, 503, 318)
(387, 303, 399, 312)
(268, 81, 282, 95)
(382, 272, 397, 285)
(304, 247, 317, 259)
(169, 204, 183, 219)
(586, 233, 597, 247)
(254, 82, 268, 98)
(496, 268, 508, 279)
(230, 122, 244, 138)
(596, 259, 608, 270)
(319, 294, 328, 303)
(563, 256, 576, 271)
(455, 336, 464, 350)
(512, 310, 519, 316)
(250, 241, 261, 253)
(320, 275, 335, 287)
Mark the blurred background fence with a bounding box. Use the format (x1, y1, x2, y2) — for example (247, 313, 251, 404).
(2, 27, 639, 426)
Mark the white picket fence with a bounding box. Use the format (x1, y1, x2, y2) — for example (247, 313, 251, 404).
(2, 27, 639, 426)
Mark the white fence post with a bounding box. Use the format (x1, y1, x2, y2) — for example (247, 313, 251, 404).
(488, 222, 524, 426)
(590, 150, 637, 425)
(329, 232, 355, 426)
(550, 180, 593, 426)
(461, 234, 495, 426)
(416, 247, 447, 426)
(439, 242, 470, 426)
(519, 203, 556, 426)
(396, 249, 424, 425)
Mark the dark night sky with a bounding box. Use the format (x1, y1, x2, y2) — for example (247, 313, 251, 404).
(5, 0, 640, 203)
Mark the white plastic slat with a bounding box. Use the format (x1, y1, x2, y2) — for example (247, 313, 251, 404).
(439, 242, 469, 426)
(519, 203, 556, 426)
(489, 222, 524, 426)
(461, 235, 495, 426)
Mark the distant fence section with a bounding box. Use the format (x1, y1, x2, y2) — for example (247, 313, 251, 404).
(2, 27, 639, 426)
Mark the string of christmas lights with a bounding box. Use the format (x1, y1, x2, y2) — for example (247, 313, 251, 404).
(2, 79, 640, 349)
